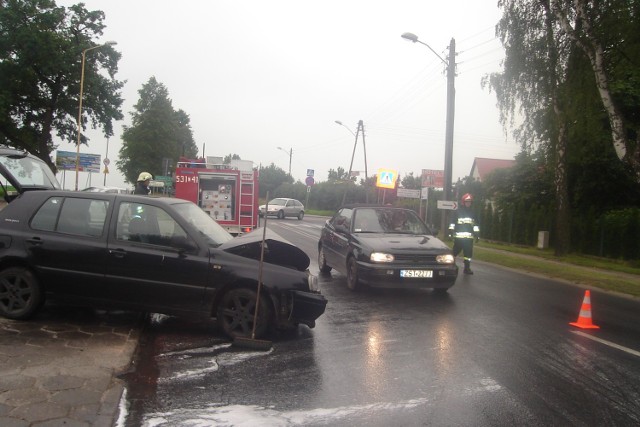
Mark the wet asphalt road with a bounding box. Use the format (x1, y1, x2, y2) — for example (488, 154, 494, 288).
(120, 217, 640, 426)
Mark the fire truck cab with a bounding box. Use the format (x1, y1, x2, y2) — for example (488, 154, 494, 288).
(174, 156, 259, 235)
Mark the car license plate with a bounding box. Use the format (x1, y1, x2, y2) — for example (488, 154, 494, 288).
(400, 270, 433, 278)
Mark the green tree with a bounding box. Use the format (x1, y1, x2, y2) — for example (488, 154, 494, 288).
(0, 0, 124, 170)
(488, 0, 640, 255)
(551, 0, 640, 180)
(327, 166, 349, 182)
(488, 0, 579, 255)
(117, 77, 195, 183)
(175, 109, 198, 159)
(400, 172, 421, 189)
(258, 163, 290, 198)
(223, 153, 241, 164)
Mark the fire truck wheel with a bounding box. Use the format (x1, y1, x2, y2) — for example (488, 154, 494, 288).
(277, 210, 285, 219)
(216, 288, 271, 339)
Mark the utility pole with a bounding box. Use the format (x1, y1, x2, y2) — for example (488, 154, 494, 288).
(359, 120, 369, 202)
(441, 38, 456, 238)
(401, 33, 456, 238)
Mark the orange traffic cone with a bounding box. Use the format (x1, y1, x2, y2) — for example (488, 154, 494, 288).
(569, 290, 600, 329)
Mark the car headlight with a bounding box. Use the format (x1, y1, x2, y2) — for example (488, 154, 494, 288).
(307, 271, 320, 292)
(436, 254, 455, 264)
(370, 252, 394, 262)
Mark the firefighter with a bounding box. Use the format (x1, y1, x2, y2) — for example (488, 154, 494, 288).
(134, 172, 152, 195)
(449, 193, 480, 274)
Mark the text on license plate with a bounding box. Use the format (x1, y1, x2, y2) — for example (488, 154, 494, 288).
(400, 270, 433, 278)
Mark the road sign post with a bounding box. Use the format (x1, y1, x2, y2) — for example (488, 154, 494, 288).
(437, 200, 458, 210)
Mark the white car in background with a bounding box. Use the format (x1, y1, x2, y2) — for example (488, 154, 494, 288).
(81, 186, 130, 194)
(259, 198, 305, 220)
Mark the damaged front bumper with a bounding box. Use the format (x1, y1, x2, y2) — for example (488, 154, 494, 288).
(289, 290, 328, 328)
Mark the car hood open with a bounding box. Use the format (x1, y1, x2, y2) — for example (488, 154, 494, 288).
(0, 148, 60, 202)
(219, 229, 310, 271)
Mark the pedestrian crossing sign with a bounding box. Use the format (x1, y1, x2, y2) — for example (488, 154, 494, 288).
(376, 168, 398, 189)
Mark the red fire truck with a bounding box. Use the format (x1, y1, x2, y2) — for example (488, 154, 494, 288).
(174, 157, 259, 235)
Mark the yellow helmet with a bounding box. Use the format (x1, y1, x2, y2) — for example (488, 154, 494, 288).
(137, 172, 152, 182)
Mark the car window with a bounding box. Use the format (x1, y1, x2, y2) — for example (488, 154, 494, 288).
(31, 196, 63, 231)
(116, 202, 190, 248)
(331, 208, 352, 233)
(353, 208, 384, 233)
(56, 197, 106, 237)
(377, 209, 430, 234)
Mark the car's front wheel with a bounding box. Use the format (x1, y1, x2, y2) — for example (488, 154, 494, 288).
(217, 288, 271, 339)
(0, 267, 43, 320)
(346, 257, 361, 291)
(277, 210, 285, 219)
(297, 211, 304, 220)
(318, 246, 332, 273)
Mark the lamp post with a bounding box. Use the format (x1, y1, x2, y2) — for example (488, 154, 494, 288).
(335, 120, 358, 179)
(277, 146, 292, 177)
(335, 120, 368, 182)
(401, 32, 456, 237)
(75, 41, 117, 191)
(335, 120, 369, 203)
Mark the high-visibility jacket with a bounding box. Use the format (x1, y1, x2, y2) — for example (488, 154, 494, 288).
(449, 206, 479, 239)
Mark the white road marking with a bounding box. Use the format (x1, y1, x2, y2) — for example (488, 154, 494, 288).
(571, 331, 640, 358)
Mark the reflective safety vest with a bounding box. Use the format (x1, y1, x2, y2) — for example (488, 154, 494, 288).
(449, 208, 479, 239)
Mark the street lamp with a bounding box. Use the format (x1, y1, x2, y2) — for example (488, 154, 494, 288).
(335, 120, 368, 182)
(277, 146, 292, 177)
(401, 32, 456, 237)
(335, 120, 369, 203)
(75, 41, 117, 191)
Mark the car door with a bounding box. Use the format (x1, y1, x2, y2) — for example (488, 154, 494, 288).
(322, 208, 352, 270)
(27, 195, 110, 298)
(105, 201, 209, 314)
(285, 199, 296, 217)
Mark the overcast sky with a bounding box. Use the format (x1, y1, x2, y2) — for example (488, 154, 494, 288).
(55, 0, 519, 190)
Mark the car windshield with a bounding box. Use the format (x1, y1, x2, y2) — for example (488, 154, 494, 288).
(268, 198, 288, 206)
(353, 208, 431, 235)
(0, 151, 60, 191)
(172, 201, 234, 246)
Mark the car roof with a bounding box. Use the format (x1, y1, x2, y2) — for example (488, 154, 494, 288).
(13, 190, 189, 206)
(82, 186, 129, 193)
(339, 204, 409, 210)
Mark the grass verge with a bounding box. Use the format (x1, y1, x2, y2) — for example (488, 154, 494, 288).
(473, 241, 640, 298)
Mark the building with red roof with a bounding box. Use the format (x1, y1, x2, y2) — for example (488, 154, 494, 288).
(470, 157, 516, 182)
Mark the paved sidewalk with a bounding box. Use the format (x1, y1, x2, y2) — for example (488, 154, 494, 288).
(0, 304, 142, 427)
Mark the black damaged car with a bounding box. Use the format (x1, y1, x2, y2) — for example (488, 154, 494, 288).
(318, 204, 458, 293)
(0, 147, 327, 339)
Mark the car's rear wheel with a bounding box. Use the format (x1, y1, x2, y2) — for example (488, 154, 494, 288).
(346, 257, 360, 291)
(217, 287, 271, 339)
(0, 267, 43, 320)
(318, 246, 332, 273)
(297, 211, 304, 220)
(277, 210, 285, 219)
